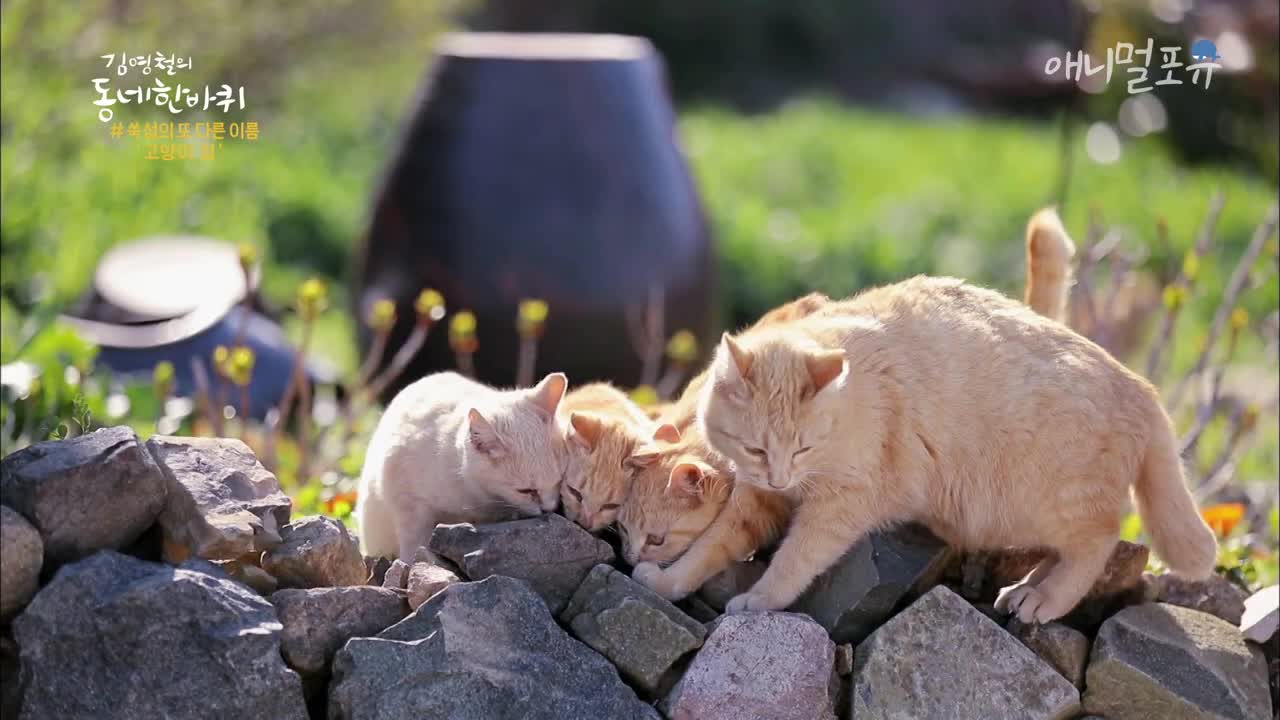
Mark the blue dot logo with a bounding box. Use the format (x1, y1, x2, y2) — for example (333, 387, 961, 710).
(1189, 38, 1219, 62)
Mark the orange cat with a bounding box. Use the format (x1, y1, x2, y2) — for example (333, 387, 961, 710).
(627, 209, 1083, 603)
(697, 275, 1216, 624)
(559, 383, 679, 532)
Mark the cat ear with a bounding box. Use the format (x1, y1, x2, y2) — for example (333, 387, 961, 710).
(666, 462, 705, 497)
(805, 349, 845, 392)
(720, 333, 753, 379)
(569, 412, 604, 451)
(467, 408, 505, 457)
(651, 423, 681, 443)
(624, 446, 661, 469)
(528, 372, 568, 418)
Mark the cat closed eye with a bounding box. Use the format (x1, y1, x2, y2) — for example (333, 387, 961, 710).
(646, 534, 665, 546)
(601, 503, 620, 511)
(518, 489, 540, 499)
(745, 447, 767, 459)
(567, 487, 582, 501)
(794, 446, 813, 456)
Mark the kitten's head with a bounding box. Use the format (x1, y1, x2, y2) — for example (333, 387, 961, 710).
(617, 439, 729, 566)
(463, 372, 570, 516)
(700, 331, 845, 493)
(562, 416, 680, 532)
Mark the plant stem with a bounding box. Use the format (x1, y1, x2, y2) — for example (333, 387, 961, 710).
(1145, 192, 1224, 381)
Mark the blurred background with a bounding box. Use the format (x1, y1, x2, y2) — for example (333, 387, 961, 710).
(1, 0, 1277, 583)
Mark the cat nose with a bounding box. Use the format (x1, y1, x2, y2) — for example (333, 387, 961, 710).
(580, 512, 594, 528)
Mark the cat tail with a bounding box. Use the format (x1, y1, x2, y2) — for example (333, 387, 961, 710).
(1133, 405, 1217, 579)
(1023, 207, 1076, 322)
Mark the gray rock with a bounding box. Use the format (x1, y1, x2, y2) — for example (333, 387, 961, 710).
(407, 562, 459, 610)
(0, 426, 166, 566)
(147, 435, 291, 562)
(1084, 602, 1272, 720)
(852, 586, 1080, 720)
(381, 558, 410, 591)
(13, 550, 306, 719)
(271, 586, 409, 677)
(1154, 572, 1249, 625)
(328, 576, 660, 720)
(430, 513, 615, 613)
(561, 564, 706, 694)
(1008, 618, 1090, 688)
(789, 523, 950, 644)
(677, 594, 721, 624)
(1, 505, 42, 620)
(261, 515, 367, 589)
(697, 560, 766, 611)
(1240, 585, 1278, 645)
(661, 611, 835, 720)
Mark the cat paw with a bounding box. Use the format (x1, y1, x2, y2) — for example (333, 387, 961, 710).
(996, 583, 1055, 624)
(632, 562, 684, 600)
(725, 590, 784, 614)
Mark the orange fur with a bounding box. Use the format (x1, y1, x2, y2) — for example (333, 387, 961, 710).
(559, 383, 665, 532)
(1024, 207, 1076, 322)
(698, 276, 1216, 623)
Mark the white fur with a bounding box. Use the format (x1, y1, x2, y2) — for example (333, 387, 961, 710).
(356, 371, 569, 559)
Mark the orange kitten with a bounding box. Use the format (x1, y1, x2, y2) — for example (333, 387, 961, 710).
(698, 275, 1216, 624)
(559, 383, 679, 532)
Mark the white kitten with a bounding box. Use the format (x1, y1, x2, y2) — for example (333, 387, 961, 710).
(356, 371, 569, 560)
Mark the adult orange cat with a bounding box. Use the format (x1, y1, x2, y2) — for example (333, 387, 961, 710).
(697, 275, 1215, 624)
(628, 209, 1084, 605)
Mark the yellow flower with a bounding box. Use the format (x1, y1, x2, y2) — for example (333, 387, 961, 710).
(297, 277, 329, 322)
(665, 330, 699, 365)
(367, 299, 397, 334)
(415, 289, 446, 322)
(236, 243, 258, 273)
(1181, 252, 1200, 283)
(1242, 404, 1259, 432)
(152, 361, 175, 397)
(1229, 308, 1249, 333)
(450, 311, 478, 353)
(1201, 503, 1245, 537)
(212, 345, 230, 377)
(517, 299, 549, 338)
(629, 385, 659, 407)
(1161, 285, 1185, 311)
(228, 346, 255, 387)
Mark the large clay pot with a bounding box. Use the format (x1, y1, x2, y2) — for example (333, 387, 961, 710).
(354, 33, 716, 396)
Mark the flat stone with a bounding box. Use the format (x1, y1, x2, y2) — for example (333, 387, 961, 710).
(1153, 573, 1249, 625)
(329, 576, 660, 720)
(271, 586, 409, 677)
(851, 586, 1080, 720)
(1, 426, 166, 566)
(697, 560, 767, 611)
(1240, 585, 1278, 644)
(561, 564, 706, 694)
(789, 523, 950, 644)
(147, 435, 291, 562)
(1, 505, 42, 620)
(13, 550, 306, 719)
(1007, 618, 1090, 688)
(1083, 602, 1271, 720)
(429, 513, 615, 613)
(662, 611, 835, 720)
(261, 515, 367, 589)
(407, 562, 458, 610)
